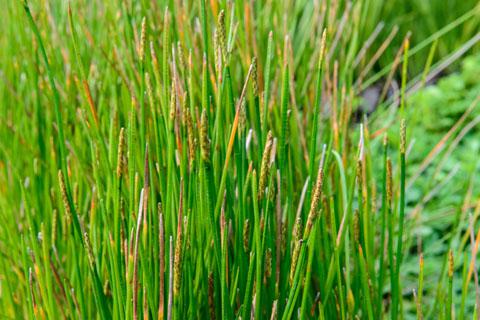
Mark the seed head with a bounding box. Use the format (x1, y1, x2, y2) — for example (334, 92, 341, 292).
(200, 109, 211, 163)
(400, 119, 406, 154)
(264, 248, 272, 280)
(347, 289, 355, 315)
(177, 42, 185, 73)
(173, 226, 183, 297)
(386, 158, 393, 204)
(281, 221, 287, 256)
(116, 128, 126, 178)
(305, 145, 326, 237)
(185, 111, 196, 172)
(139, 17, 147, 63)
(150, 41, 158, 66)
(217, 10, 227, 63)
(292, 217, 302, 245)
(448, 249, 454, 278)
(51, 209, 57, 246)
(208, 272, 216, 320)
(213, 29, 222, 78)
(353, 210, 360, 243)
(252, 57, 259, 97)
(319, 29, 327, 67)
(356, 159, 363, 186)
(243, 219, 250, 252)
(58, 170, 72, 225)
(289, 240, 301, 284)
(145, 72, 155, 106)
(238, 98, 247, 133)
(83, 231, 96, 269)
(169, 81, 176, 120)
(258, 131, 274, 201)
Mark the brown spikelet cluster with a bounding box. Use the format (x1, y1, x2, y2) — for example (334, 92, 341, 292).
(260, 216, 265, 234)
(117, 128, 126, 178)
(83, 231, 96, 269)
(213, 29, 222, 78)
(271, 300, 278, 320)
(292, 217, 302, 248)
(158, 205, 165, 320)
(173, 226, 183, 297)
(319, 29, 327, 66)
(353, 210, 360, 243)
(356, 159, 363, 187)
(264, 248, 272, 281)
(243, 219, 250, 252)
(386, 158, 393, 204)
(289, 216, 303, 284)
(208, 272, 216, 320)
(238, 98, 247, 133)
(58, 170, 72, 224)
(252, 57, 259, 97)
(400, 119, 406, 154)
(51, 209, 57, 246)
(289, 239, 301, 284)
(217, 10, 227, 63)
(200, 109, 211, 163)
(73, 182, 79, 212)
(139, 17, 147, 62)
(268, 178, 276, 202)
(258, 131, 274, 201)
(304, 148, 326, 238)
(281, 220, 287, 256)
(173, 185, 184, 298)
(448, 249, 454, 278)
(185, 111, 196, 171)
(150, 41, 158, 67)
(169, 81, 176, 121)
(177, 42, 185, 74)
(145, 72, 155, 105)
(347, 289, 355, 314)
(179, 92, 187, 124)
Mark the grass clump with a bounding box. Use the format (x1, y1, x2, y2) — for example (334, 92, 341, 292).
(0, 0, 480, 319)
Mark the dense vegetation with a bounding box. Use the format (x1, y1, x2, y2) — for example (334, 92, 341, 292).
(1, 1, 479, 319)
